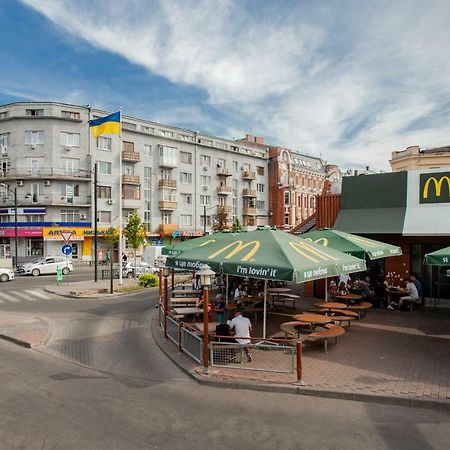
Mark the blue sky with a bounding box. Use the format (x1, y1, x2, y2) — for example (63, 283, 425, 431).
(1, 0, 449, 170)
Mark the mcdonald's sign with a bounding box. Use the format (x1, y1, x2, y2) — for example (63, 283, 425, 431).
(420, 172, 450, 204)
(208, 240, 260, 262)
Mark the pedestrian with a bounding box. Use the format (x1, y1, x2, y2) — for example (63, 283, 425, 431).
(122, 253, 128, 263)
(229, 309, 252, 362)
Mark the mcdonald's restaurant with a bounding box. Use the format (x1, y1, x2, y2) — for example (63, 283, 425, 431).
(323, 168, 450, 302)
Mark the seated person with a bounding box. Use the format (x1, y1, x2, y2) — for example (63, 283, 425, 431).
(337, 281, 349, 295)
(338, 273, 352, 287)
(234, 284, 246, 303)
(328, 280, 337, 298)
(372, 277, 387, 308)
(215, 294, 225, 323)
(388, 277, 420, 310)
(354, 279, 372, 299)
(410, 272, 423, 305)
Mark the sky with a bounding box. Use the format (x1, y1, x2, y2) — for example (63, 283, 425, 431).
(1, 0, 449, 170)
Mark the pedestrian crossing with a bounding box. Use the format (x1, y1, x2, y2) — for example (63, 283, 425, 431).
(0, 289, 52, 304)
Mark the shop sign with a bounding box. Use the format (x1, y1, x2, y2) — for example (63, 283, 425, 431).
(182, 230, 204, 237)
(420, 172, 450, 204)
(43, 227, 118, 241)
(0, 228, 43, 237)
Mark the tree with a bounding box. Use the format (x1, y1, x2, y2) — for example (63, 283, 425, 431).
(212, 207, 230, 231)
(104, 227, 119, 294)
(231, 217, 243, 232)
(123, 212, 146, 278)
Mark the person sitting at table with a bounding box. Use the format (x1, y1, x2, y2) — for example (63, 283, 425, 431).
(354, 279, 373, 299)
(215, 293, 225, 323)
(328, 280, 337, 298)
(229, 309, 253, 362)
(337, 281, 349, 295)
(388, 277, 419, 310)
(372, 276, 387, 308)
(234, 284, 245, 302)
(410, 272, 423, 306)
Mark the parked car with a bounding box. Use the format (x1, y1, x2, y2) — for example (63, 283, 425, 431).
(123, 261, 158, 278)
(18, 257, 74, 276)
(0, 267, 15, 282)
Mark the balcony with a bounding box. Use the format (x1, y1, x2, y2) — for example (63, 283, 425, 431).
(242, 188, 256, 197)
(121, 174, 140, 185)
(158, 179, 177, 188)
(217, 206, 232, 214)
(242, 170, 256, 180)
(243, 207, 257, 216)
(159, 200, 177, 210)
(2, 194, 91, 207)
(217, 185, 232, 195)
(0, 168, 91, 181)
(122, 151, 141, 163)
(216, 167, 232, 177)
(122, 198, 141, 209)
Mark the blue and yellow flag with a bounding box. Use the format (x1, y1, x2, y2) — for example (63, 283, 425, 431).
(89, 111, 121, 138)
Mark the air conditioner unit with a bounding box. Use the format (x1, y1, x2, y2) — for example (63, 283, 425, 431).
(203, 166, 208, 171)
(202, 185, 208, 191)
(65, 146, 71, 151)
(107, 199, 114, 205)
(43, 180, 51, 186)
(17, 180, 24, 186)
(30, 144, 36, 149)
(79, 214, 87, 220)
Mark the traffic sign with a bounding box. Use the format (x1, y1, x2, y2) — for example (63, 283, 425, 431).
(61, 231, 73, 242)
(61, 244, 73, 256)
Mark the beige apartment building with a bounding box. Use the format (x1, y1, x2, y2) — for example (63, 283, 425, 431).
(390, 145, 450, 171)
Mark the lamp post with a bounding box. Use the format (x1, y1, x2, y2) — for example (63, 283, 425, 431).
(196, 264, 215, 373)
(155, 255, 165, 325)
(162, 265, 171, 339)
(1, 184, 17, 268)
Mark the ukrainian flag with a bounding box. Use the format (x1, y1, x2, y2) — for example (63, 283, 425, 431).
(89, 111, 121, 138)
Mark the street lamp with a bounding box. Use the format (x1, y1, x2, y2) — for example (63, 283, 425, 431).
(162, 263, 171, 339)
(196, 264, 215, 373)
(1, 183, 17, 269)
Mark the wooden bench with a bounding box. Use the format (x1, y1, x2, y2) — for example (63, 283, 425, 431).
(346, 301, 373, 319)
(305, 324, 345, 353)
(272, 296, 297, 309)
(329, 315, 355, 327)
(329, 309, 359, 318)
(280, 321, 307, 338)
(170, 297, 199, 307)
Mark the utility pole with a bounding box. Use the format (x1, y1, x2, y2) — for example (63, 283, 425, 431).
(94, 162, 98, 282)
(13, 187, 17, 269)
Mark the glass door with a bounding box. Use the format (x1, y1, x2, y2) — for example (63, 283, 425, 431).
(31, 183, 40, 203)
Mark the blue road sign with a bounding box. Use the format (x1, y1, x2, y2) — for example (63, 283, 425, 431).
(61, 244, 73, 256)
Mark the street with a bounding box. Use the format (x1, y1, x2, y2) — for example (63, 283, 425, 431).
(0, 280, 449, 450)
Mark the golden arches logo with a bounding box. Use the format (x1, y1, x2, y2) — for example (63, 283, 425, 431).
(199, 239, 216, 247)
(347, 235, 379, 249)
(289, 241, 338, 263)
(208, 240, 260, 261)
(303, 237, 329, 246)
(422, 176, 450, 199)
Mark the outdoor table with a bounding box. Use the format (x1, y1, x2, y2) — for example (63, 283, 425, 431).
(386, 287, 408, 308)
(292, 313, 332, 331)
(267, 288, 292, 294)
(170, 298, 199, 307)
(172, 289, 202, 297)
(177, 283, 193, 290)
(172, 307, 204, 316)
(334, 293, 363, 304)
(194, 322, 220, 335)
(236, 296, 261, 305)
(345, 302, 373, 319)
(313, 302, 347, 311)
(225, 302, 238, 311)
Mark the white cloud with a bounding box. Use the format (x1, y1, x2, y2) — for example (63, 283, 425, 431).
(20, 0, 450, 170)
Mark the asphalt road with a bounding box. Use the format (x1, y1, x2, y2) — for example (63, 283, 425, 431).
(0, 284, 448, 449)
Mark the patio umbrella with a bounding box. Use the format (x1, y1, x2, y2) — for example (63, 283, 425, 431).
(301, 228, 402, 260)
(166, 228, 366, 338)
(425, 246, 450, 266)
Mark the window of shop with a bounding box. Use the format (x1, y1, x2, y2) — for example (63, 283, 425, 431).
(26, 238, 43, 256)
(0, 238, 10, 258)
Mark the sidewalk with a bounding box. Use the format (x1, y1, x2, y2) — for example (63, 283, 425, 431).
(152, 292, 450, 410)
(0, 314, 51, 348)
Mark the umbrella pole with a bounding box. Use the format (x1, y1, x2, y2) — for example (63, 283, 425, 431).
(263, 279, 267, 339)
(325, 277, 328, 302)
(225, 274, 229, 304)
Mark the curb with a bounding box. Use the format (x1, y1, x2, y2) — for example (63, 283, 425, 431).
(150, 315, 450, 412)
(0, 334, 32, 348)
(0, 314, 53, 349)
(44, 285, 159, 299)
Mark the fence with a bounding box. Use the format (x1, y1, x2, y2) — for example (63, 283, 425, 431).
(166, 315, 179, 346)
(181, 325, 203, 363)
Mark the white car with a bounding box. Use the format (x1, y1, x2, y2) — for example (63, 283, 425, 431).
(0, 267, 14, 282)
(123, 261, 158, 278)
(18, 257, 74, 276)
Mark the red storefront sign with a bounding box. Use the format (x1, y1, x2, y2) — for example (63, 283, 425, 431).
(0, 228, 43, 237)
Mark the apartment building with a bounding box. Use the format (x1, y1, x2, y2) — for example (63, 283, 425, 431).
(390, 145, 450, 171)
(0, 102, 269, 261)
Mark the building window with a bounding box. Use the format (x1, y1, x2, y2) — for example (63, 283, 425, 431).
(199, 138, 212, 146)
(97, 186, 112, 198)
(141, 125, 154, 134)
(181, 193, 192, 205)
(216, 142, 227, 150)
(26, 238, 43, 256)
(257, 166, 265, 176)
(284, 192, 290, 206)
(232, 161, 238, 171)
(217, 158, 225, 168)
(99, 211, 112, 222)
(61, 209, 80, 222)
(231, 145, 239, 152)
(200, 216, 212, 227)
(180, 151, 192, 164)
(200, 175, 211, 187)
(200, 195, 210, 206)
(180, 214, 193, 226)
(160, 169, 171, 180)
(97, 161, 112, 174)
(96, 136, 112, 151)
(122, 121, 137, 131)
(61, 110, 80, 119)
(123, 185, 140, 199)
(60, 132, 80, 147)
(256, 200, 265, 210)
(25, 131, 44, 145)
(284, 215, 289, 225)
(256, 183, 264, 193)
(161, 213, 172, 224)
(26, 215, 44, 222)
(0, 112, 9, 120)
(26, 109, 44, 117)
(123, 141, 134, 152)
(0, 133, 9, 147)
(122, 163, 134, 175)
(159, 145, 177, 166)
(180, 172, 192, 184)
(160, 130, 173, 138)
(179, 134, 193, 141)
(201, 155, 211, 167)
(144, 167, 151, 231)
(243, 163, 250, 171)
(143, 144, 152, 156)
(232, 179, 238, 197)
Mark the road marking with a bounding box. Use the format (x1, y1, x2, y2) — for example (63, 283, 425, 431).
(25, 290, 50, 300)
(0, 292, 20, 302)
(13, 291, 38, 301)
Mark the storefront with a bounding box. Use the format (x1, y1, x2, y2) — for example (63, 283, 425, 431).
(0, 228, 44, 258)
(333, 169, 450, 299)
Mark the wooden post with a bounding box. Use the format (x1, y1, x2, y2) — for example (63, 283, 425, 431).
(203, 287, 209, 374)
(171, 268, 175, 290)
(164, 275, 168, 339)
(296, 341, 304, 385)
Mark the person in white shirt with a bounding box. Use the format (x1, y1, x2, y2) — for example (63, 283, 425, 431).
(229, 310, 252, 362)
(388, 278, 419, 310)
(234, 284, 245, 301)
(338, 273, 352, 286)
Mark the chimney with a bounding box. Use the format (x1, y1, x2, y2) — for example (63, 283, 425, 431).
(255, 136, 265, 145)
(245, 134, 255, 143)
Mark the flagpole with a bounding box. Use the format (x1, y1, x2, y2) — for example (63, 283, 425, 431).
(118, 107, 123, 285)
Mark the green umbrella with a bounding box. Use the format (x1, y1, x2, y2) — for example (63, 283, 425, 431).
(301, 228, 402, 260)
(166, 228, 366, 282)
(162, 231, 245, 256)
(425, 247, 450, 265)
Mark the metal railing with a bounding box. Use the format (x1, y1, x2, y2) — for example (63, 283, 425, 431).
(210, 338, 295, 373)
(166, 315, 179, 345)
(181, 325, 203, 363)
(0, 168, 91, 179)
